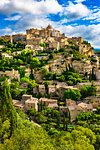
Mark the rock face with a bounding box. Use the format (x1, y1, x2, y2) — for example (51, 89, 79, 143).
(33, 70, 43, 82)
(95, 70, 100, 80)
(79, 44, 94, 57)
(72, 59, 92, 74)
(47, 59, 67, 74)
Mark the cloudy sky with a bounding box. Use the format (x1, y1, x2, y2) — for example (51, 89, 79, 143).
(0, 0, 100, 49)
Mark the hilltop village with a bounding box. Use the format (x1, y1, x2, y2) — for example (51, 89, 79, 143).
(0, 25, 100, 137)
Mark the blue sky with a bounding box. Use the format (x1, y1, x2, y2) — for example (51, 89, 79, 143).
(0, 0, 100, 48)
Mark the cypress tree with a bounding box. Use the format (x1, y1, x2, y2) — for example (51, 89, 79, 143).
(0, 81, 17, 133)
(65, 121, 68, 131)
(69, 111, 71, 123)
(57, 113, 60, 128)
(63, 113, 66, 130)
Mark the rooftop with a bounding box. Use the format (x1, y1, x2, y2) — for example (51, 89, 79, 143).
(25, 98, 38, 103)
(39, 98, 57, 102)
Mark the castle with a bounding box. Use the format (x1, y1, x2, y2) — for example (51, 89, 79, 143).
(25, 25, 68, 52)
(0, 25, 94, 56)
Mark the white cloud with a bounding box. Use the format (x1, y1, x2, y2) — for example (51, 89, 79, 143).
(74, 0, 86, 3)
(5, 15, 21, 21)
(63, 1, 90, 21)
(0, 0, 62, 15)
(0, 27, 12, 35)
(83, 9, 100, 23)
(13, 15, 56, 32)
(57, 24, 100, 48)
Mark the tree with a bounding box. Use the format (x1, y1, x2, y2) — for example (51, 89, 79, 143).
(19, 68, 25, 79)
(59, 48, 65, 52)
(16, 42, 25, 49)
(39, 42, 46, 50)
(65, 121, 68, 131)
(56, 113, 60, 127)
(62, 113, 66, 130)
(63, 89, 81, 101)
(49, 53, 54, 59)
(92, 67, 96, 80)
(81, 84, 97, 98)
(0, 82, 17, 133)
(30, 58, 40, 69)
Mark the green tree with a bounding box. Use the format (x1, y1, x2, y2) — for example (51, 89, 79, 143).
(63, 89, 81, 100)
(30, 58, 40, 69)
(0, 82, 17, 133)
(39, 42, 46, 49)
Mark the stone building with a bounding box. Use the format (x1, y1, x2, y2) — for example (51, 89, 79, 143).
(95, 70, 100, 80)
(0, 45, 5, 50)
(47, 58, 67, 74)
(0, 35, 12, 42)
(48, 85, 56, 95)
(2, 53, 13, 59)
(68, 102, 93, 121)
(79, 44, 94, 56)
(68, 37, 83, 45)
(59, 106, 68, 115)
(38, 85, 46, 96)
(0, 69, 20, 82)
(72, 59, 92, 74)
(22, 95, 32, 102)
(39, 98, 58, 107)
(25, 97, 38, 111)
(13, 100, 24, 111)
(25, 25, 68, 52)
(66, 99, 76, 107)
(12, 33, 26, 44)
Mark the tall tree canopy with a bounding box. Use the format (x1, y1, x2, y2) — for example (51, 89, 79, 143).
(0, 81, 17, 132)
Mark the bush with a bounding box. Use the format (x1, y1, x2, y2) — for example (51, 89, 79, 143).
(80, 84, 97, 98)
(59, 48, 65, 52)
(67, 80, 73, 86)
(63, 89, 81, 100)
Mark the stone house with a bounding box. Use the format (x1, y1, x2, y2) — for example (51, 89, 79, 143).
(78, 81, 100, 93)
(89, 100, 100, 108)
(0, 45, 5, 50)
(59, 106, 68, 115)
(22, 94, 32, 102)
(48, 103, 58, 109)
(33, 87, 38, 94)
(39, 98, 58, 107)
(12, 33, 26, 44)
(25, 67, 31, 76)
(13, 100, 24, 111)
(21, 94, 38, 111)
(56, 85, 78, 98)
(48, 58, 66, 74)
(78, 102, 93, 112)
(20, 82, 28, 89)
(12, 51, 22, 55)
(38, 85, 46, 96)
(0, 35, 12, 42)
(48, 85, 56, 95)
(68, 105, 82, 121)
(2, 53, 13, 59)
(95, 70, 100, 80)
(67, 102, 93, 121)
(66, 99, 76, 107)
(25, 97, 38, 111)
(13, 95, 39, 111)
(0, 69, 20, 82)
(72, 59, 92, 74)
(79, 44, 94, 57)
